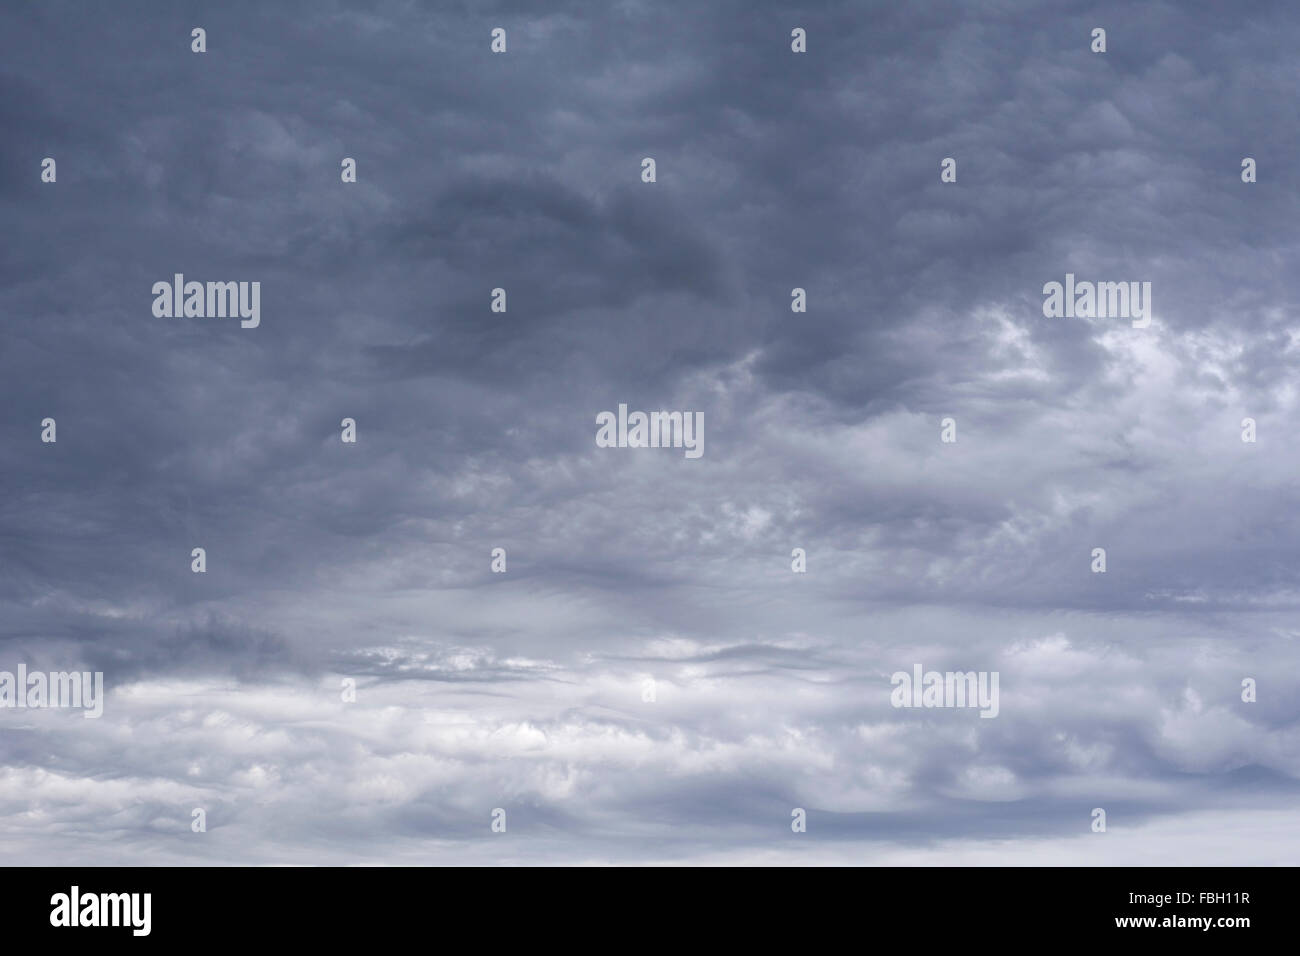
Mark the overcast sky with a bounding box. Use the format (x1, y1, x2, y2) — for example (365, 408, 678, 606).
(2, 0, 1298, 865)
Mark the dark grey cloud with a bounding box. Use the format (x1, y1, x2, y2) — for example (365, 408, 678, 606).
(1, 0, 1298, 864)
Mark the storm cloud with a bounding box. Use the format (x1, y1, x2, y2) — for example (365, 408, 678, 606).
(1, 0, 1298, 864)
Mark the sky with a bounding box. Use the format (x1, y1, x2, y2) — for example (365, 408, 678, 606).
(1, 0, 1298, 865)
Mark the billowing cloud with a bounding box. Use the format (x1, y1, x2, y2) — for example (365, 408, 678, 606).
(1, 0, 1297, 864)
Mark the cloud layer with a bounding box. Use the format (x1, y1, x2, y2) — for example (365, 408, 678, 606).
(1, 0, 1298, 864)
